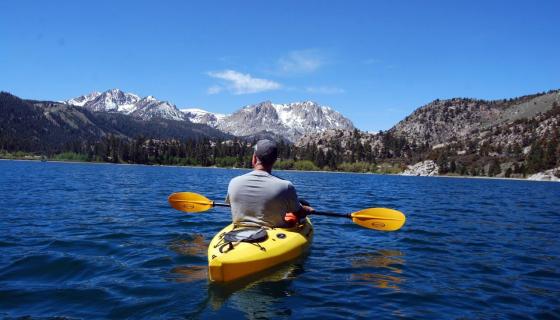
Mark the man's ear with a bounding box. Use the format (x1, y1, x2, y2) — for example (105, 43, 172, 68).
(252, 154, 257, 166)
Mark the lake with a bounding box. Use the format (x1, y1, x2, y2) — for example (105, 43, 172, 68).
(1, 160, 559, 319)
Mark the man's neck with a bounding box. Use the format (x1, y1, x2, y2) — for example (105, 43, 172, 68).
(254, 164, 272, 174)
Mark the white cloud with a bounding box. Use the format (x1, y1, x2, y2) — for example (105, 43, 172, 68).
(207, 85, 223, 95)
(306, 86, 345, 94)
(278, 50, 325, 74)
(207, 70, 281, 95)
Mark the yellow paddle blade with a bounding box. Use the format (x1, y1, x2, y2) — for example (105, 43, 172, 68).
(168, 192, 214, 213)
(350, 208, 406, 231)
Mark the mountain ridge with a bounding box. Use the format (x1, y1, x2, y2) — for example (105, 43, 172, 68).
(295, 89, 560, 177)
(67, 89, 355, 142)
(4, 88, 560, 177)
(0, 92, 229, 152)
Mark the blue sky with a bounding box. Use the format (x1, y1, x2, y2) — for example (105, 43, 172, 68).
(1, 1, 559, 131)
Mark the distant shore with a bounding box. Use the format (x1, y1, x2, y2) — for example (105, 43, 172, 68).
(3, 156, 558, 183)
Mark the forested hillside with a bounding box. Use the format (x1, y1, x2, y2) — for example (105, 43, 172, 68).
(2, 90, 559, 178)
(0, 92, 228, 153)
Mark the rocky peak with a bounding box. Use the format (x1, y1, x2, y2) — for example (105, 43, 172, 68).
(65, 91, 101, 107)
(181, 108, 226, 127)
(65, 89, 186, 121)
(390, 90, 560, 147)
(67, 89, 140, 114)
(65, 91, 355, 142)
(132, 98, 186, 121)
(216, 101, 354, 142)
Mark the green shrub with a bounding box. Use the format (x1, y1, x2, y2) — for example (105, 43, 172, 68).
(53, 152, 88, 162)
(337, 162, 376, 173)
(215, 156, 238, 167)
(274, 159, 295, 170)
(293, 160, 319, 171)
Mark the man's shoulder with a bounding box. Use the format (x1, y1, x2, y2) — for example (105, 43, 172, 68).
(229, 172, 249, 185)
(269, 174, 295, 190)
(230, 170, 292, 186)
(229, 171, 262, 185)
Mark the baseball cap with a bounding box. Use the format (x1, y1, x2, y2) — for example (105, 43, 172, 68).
(254, 139, 278, 165)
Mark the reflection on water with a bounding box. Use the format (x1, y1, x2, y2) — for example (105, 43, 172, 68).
(171, 265, 208, 283)
(168, 231, 306, 319)
(207, 261, 304, 318)
(169, 234, 207, 256)
(351, 250, 405, 291)
(168, 234, 209, 283)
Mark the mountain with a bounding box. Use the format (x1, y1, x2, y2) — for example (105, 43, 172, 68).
(66, 89, 187, 121)
(181, 108, 226, 127)
(390, 90, 560, 147)
(130, 96, 186, 121)
(67, 89, 139, 113)
(68, 90, 353, 142)
(0, 92, 229, 152)
(295, 89, 560, 176)
(65, 91, 102, 107)
(183, 101, 354, 142)
(3, 88, 559, 177)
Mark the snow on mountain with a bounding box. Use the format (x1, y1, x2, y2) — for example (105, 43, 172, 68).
(65, 89, 185, 121)
(132, 96, 186, 121)
(216, 101, 355, 142)
(65, 91, 102, 107)
(66, 90, 355, 142)
(66, 89, 140, 113)
(181, 108, 226, 127)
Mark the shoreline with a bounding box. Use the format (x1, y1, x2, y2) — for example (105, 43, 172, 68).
(2, 157, 557, 183)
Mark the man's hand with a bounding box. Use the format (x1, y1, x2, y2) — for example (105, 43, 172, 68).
(297, 205, 314, 218)
(285, 204, 314, 226)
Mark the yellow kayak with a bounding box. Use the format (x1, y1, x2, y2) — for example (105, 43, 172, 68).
(208, 218, 313, 282)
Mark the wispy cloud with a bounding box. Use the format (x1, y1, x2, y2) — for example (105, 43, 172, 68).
(207, 70, 281, 95)
(206, 85, 223, 95)
(277, 49, 325, 75)
(306, 86, 345, 94)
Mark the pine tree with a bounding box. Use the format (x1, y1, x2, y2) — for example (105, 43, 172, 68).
(488, 158, 501, 177)
(526, 141, 544, 173)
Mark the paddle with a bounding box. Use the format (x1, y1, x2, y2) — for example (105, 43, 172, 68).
(168, 192, 406, 231)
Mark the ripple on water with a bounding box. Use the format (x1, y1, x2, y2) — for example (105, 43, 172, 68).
(0, 254, 99, 283)
(0, 287, 114, 318)
(1, 161, 559, 319)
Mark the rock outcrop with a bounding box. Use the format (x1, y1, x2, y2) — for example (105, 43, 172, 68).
(401, 160, 439, 176)
(527, 167, 560, 182)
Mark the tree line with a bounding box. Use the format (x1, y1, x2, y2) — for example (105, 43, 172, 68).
(1, 123, 559, 177)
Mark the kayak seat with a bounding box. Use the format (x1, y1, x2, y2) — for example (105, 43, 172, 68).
(224, 228, 268, 243)
(216, 227, 269, 254)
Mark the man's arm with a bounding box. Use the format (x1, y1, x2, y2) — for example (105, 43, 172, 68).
(286, 183, 314, 218)
(296, 198, 314, 218)
(296, 204, 314, 218)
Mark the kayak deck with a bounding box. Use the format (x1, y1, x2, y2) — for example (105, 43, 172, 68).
(208, 219, 313, 282)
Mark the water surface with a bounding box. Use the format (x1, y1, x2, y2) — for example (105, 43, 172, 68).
(1, 160, 559, 319)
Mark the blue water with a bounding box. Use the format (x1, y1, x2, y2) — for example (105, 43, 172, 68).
(1, 160, 559, 319)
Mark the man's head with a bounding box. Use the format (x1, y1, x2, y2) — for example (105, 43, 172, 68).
(253, 139, 278, 169)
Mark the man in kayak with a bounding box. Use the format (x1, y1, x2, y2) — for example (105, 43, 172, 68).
(226, 139, 314, 228)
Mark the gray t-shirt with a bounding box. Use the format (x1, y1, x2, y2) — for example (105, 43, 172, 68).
(225, 170, 302, 227)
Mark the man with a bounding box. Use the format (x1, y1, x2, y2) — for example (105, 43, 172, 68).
(226, 139, 314, 227)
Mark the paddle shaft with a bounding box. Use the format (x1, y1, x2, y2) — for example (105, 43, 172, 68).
(213, 202, 231, 208)
(211, 202, 351, 219)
